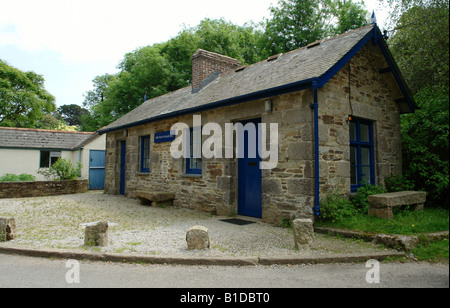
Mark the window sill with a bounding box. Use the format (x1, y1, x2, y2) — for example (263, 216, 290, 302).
(136, 172, 151, 176)
(181, 174, 203, 178)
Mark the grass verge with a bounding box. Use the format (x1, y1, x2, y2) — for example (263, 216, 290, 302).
(316, 208, 449, 262)
(411, 239, 449, 263)
(316, 208, 448, 235)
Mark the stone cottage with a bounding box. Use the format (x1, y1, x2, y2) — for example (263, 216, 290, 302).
(98, 24, 416, 225)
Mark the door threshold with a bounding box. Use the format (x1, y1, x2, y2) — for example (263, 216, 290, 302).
(235, 215, 262, 223)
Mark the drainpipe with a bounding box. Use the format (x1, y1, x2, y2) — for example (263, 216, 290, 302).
(310, 80, 320, 217)
(78, 148, 83, 178)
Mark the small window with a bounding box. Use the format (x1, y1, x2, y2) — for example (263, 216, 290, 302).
(40, 151, 61, 168)
(140, 135, 151, 173)
(186, 127, 202, 175)
(350, 118, 375, 192)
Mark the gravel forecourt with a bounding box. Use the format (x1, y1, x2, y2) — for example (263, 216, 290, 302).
(0, 191, 394, 258)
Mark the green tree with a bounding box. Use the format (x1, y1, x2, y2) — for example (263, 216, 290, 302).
(161, 18, 267, 85)
(160, 30, 198, 89)
(264, 0, 330, 54)
(388, 0, 449, 93)
(81, 45, 176, 131)
(0, 59, 56, 128)
(81, 74, 116, 131)
(330, 0, 369, 35)
(401, 86, 449, 207)
(263, 0, 369, 54)
(57, 104, 89, 126)
(82, 74, 115, 110)
(384, 0, 447, 20)
(35, 114, 71, 131)
(191, 18, 267, 64)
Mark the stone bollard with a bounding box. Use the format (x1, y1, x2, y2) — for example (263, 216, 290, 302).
(0, 217, 16, 242)
(84, 221, 109, 247)
(186, 226, 210, 250)
(293, 218, 314, 249)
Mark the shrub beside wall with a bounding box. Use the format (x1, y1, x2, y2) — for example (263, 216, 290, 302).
(0, 180, 88, 199)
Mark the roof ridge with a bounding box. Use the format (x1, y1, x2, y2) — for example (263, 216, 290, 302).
(0, 127, 94, 135)
(278, 24, 375, 57)
(218, 24, 376, 79)
(0, 127, 99, 150)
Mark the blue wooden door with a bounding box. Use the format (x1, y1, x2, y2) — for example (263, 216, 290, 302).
(120, 140, 126, 195)
(89, 150, 105, 190)
(238, 118, 262, 218)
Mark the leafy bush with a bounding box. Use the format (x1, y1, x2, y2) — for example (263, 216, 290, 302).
(0, 173, 36, 182)
(351, 184, 387, 214)
(38, 158, 82, 181)
(401, 86, 449, 208)
(320, 192, 357, 223)
(385, 175, 415, 192)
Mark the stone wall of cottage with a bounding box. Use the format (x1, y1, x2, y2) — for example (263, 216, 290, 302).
(317, 44, 403, 196)
(104, 90, 316, 225)
(104, 45, 403, 225)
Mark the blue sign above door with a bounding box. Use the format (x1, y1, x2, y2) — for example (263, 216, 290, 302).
(154, 131, 176, 143)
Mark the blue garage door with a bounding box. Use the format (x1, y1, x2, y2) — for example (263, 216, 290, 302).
(89, 150, 105, 190)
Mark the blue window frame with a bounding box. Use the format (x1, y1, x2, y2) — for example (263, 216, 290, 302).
(350, 118, 375, 192)
(186, 127, 202, 175)
(140, 135, 151, 173)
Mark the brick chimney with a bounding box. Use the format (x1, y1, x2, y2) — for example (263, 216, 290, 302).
(191, 49, 242, 93)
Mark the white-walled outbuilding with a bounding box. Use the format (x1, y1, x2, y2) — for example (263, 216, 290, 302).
(0, 127, 106, 189)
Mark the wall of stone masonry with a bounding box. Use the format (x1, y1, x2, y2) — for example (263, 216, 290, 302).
(317, 44, 403, 196)
(104, 90, 316, 225)
(0, 180, 89, 199)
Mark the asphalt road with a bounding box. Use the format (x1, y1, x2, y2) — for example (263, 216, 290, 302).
(0, 253, 448, 291)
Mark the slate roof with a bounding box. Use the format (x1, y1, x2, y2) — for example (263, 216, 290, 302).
(0, 127, 97, 150)
(99, 24, 415, 134)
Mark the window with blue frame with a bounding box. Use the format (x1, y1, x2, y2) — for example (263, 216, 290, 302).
(140, 135, 151, 173)
(350, 118, 375, 192)
(186, 127, 202, 175)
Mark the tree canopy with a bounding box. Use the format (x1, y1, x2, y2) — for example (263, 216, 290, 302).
(263, 0, 368, 54)
(0, 59, 56, 128)
(388, 0, 449, 93)
(57, 104, 89, 126)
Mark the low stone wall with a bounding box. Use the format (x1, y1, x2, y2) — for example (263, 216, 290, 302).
(315, 226, 449, 252)
(0, 180, 88, 199)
